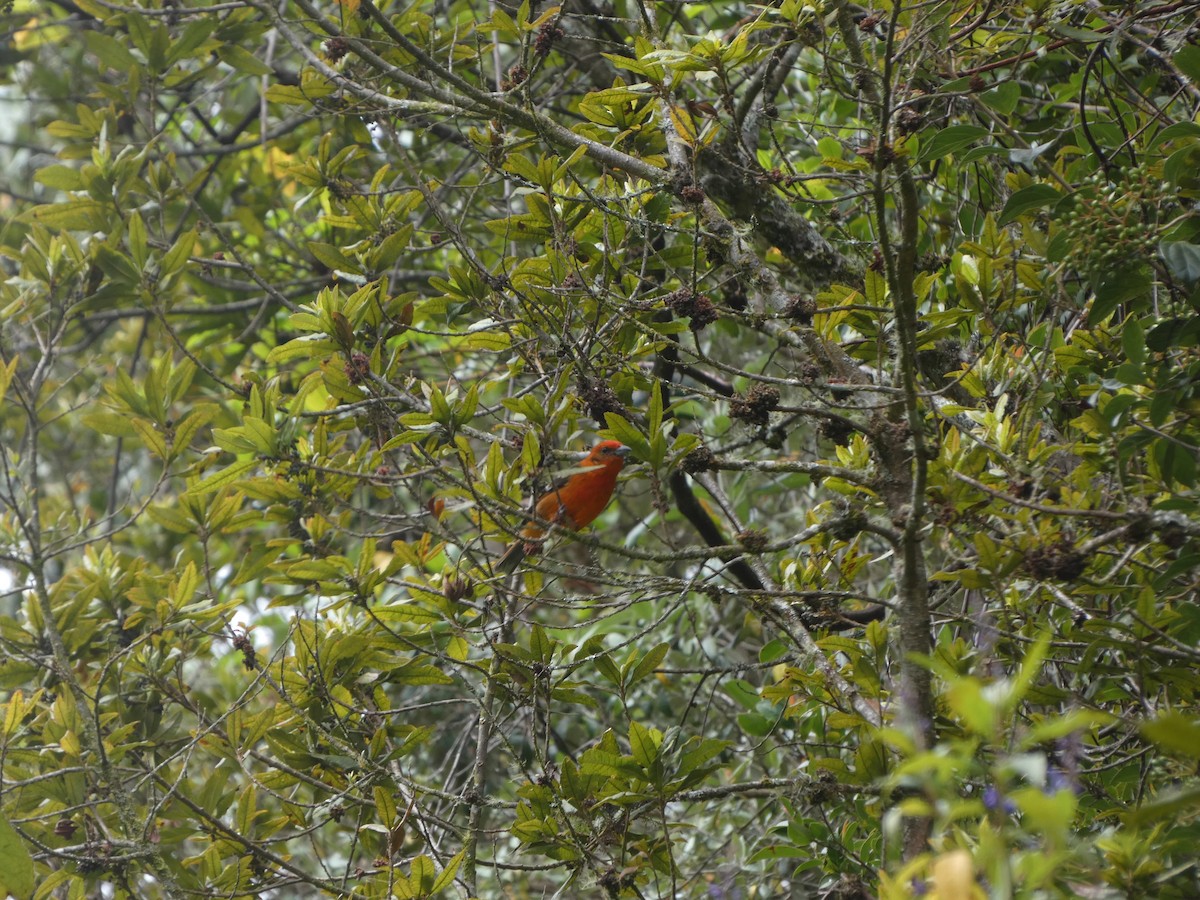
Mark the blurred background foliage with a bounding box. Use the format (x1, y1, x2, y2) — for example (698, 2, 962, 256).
(2, 0, 1200, 897)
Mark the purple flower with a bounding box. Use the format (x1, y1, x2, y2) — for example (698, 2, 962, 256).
(983, 785, 1016, 813)
(1046, 767, 1081, 795)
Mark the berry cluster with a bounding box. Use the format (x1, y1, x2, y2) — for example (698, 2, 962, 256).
(1059, 166, 1166, 276)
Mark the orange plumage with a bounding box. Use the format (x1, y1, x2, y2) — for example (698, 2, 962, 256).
(496, 440, 630, 573)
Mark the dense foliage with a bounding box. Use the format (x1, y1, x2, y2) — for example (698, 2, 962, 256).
(2, 0, 1200, 897)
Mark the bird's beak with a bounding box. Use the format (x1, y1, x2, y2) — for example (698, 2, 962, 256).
(614, 446, 632, 458)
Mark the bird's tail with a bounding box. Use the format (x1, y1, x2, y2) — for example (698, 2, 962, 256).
(495, 540, 526, 574)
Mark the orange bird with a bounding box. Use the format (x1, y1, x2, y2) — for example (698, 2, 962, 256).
(496, 440, 631, 574)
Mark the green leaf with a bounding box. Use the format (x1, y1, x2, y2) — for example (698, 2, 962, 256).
(1046, 22, 1105, 41)
(946, 677, 996, 738)
(1160, 241, 1200, 283)
(1147, 317, 1200, 351)
(432, 849, 465, 892)
(747, 844, 809, 862)
(128, 210, 148, 270)
(759, 639, 789, 664)
(592, 652, 623, 689)
(1124, 784, 1200, 827)
(1164, 145, 1200, 189)
(84, 30, 138, 71)
(1009, 632, 1050, 709)
(267, 336, 340, 364)
(284, 559, 346, 581)
(601, 413, 649, 459)
(1018, 710, 1106, 749)
(147, 503, 197, 534)
(1149, 121, 1200, 150)
(216, 44, 274, 76)
(392, 665, 454, 686)
(737, 712, 776, 737)
(19, 199, 108, 230)
(602, 53, 653, 77)
(628, 721, 661, 769)
(34, 165, 82, 191)
(264, 82, 310, 105)
(94, 244, 142, 284)
(626, 642, 668, 688)
(980, 81, 1020, 115)
(1155, 438, 1197, 487)
(1011, 786, 1076, 839)
(916, 125, 988, 162)
(998, 184, 1061, 227)
(162, 228, 197, 277)
(373, 602, 441, 624)
(165, 17, 218, 66)
(131, 418, 167, 458)
(722, 679, 761, 710)
(0, 816, 34, 900)
(236, 783, 258, 836)
(307, 241, 358, 273)
(1173, 45, 1200, 83)
(44, 118, 93, 140)
(1091, 267, 1150, 324)
(212, 421, 268, 455)
(483, 213, 553, 240)
(374, 785, 397, 830)
(190, 459, 257, 495)
(1122, 316, 1146, 366)
(864, 267, 887, 305)
(529, 624, 553, 663)
(1141, 712, 1200, 758)
(453, 330, 511, 352)
(0, 357, 17, 409)
(29, 868, 76, 900)
(677, 738, 730, 777)
(81, 411, 139, 438)
(372, 225, 415, 269)
(648, 379, 663, 436)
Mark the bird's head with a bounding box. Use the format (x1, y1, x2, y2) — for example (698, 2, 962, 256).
(585, 440, 631, 468)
